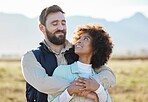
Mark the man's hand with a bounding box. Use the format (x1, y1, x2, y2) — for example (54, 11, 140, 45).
(77, 91, 99, 102)
(86, 92, 99, 102)
(76, 90, 91, 97)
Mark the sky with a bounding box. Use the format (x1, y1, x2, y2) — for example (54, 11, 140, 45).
(0, 0, 148, 21)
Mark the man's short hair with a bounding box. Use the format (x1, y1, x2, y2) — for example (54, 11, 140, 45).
(39, 5, 65, 26)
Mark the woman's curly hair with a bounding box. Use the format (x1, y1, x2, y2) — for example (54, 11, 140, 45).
(72, 24, 113, 69)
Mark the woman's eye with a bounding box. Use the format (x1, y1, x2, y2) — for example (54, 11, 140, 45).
(84, 37, 88, 40)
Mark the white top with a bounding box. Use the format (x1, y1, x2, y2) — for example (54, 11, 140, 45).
(77, 61, 92, 78)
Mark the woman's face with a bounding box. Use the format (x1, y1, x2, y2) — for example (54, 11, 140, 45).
(74, 33, 93, 56)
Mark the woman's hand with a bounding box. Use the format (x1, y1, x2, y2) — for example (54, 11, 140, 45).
(75, 76, 100, 91)
(68, 78, 99, 102)
(67, 79, 84, 95)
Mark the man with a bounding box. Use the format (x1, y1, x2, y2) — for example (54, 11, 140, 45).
(21, 5, 116, 102)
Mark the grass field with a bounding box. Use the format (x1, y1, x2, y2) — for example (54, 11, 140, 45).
(0, 59, 148, 102)
(108, 60, 148, 102)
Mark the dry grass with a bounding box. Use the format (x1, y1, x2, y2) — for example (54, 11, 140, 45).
(0, 61, 26, 102)
(108, 60, 148, 102)
(0, 59, 148, 102)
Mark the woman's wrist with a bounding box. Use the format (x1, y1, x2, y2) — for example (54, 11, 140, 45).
(94, 93, 99, 102)
(67, 87, 74, 96)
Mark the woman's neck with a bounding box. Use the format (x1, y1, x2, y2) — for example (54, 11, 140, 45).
(78, 55, 91, 64)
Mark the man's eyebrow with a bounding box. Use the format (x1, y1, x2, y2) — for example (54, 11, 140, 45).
(51, 20, 66, 23)
(51, 20, 58, 23)
(62, 20, 66, 22)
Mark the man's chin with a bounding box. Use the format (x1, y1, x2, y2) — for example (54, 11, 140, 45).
(56, 34, 65, 38)
(58, 36, 66, 40)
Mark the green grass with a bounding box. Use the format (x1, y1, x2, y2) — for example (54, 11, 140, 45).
(0, 60, 148, 102)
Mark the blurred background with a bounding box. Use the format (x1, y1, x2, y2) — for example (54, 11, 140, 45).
(0, 0, 148, 102)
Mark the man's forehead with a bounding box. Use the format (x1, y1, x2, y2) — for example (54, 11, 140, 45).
(46, 12, 65, 22)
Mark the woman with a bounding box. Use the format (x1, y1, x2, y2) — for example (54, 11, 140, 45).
(48, 24, 115, 102)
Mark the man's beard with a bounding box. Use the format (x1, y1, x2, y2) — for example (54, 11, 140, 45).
(45, 28, 66, 45)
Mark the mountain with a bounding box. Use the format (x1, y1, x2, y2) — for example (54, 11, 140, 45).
(0, 13, 43, 56)
(0, 12, 148, 56)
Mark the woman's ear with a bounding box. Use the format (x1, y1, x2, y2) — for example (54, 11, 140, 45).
(93, 50, 96, 55)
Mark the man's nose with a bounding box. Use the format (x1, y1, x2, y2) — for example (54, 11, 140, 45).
(57, 24, 64, 30)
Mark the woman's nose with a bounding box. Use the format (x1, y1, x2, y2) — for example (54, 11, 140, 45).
(77, 39, 82, 44)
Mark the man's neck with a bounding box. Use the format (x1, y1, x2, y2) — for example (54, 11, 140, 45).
(45, 40, 65, 54)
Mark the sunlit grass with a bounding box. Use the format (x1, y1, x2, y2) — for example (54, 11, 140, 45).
(108, 60, 148, 102)
(0, 61, 26, 102)
(0, 60, 148, 102)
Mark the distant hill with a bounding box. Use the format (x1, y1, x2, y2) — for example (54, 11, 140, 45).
(0, 12, 148, 56)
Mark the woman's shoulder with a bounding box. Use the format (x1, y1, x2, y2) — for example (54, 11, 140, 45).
(53, 62, 75, 75)
(55, 64, 70, 72)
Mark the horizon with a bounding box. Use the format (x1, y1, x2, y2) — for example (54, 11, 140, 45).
(0, 12, 148, 56)
(0, 11, 147, 22)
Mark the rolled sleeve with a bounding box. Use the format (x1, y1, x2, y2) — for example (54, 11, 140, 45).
(95, 84, 107, 102)
(59, 89, 74, 102)
(93, 65, 116, 89)
(21, 51, 70, 95)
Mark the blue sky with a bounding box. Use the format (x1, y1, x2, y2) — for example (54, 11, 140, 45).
(0, 0, 148, 21)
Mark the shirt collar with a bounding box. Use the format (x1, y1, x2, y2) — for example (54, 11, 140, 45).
(70, 62, 80, 74)
(70, 62, 95, 75)
(43, 40, 72, 55)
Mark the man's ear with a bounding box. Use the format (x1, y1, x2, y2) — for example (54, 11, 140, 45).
(39, 24, 45, 33)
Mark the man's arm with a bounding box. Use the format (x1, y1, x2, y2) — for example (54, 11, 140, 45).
(21, 51, 70, 95)
(75, 65, 116, 91)
(93, 65, 116, 89)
